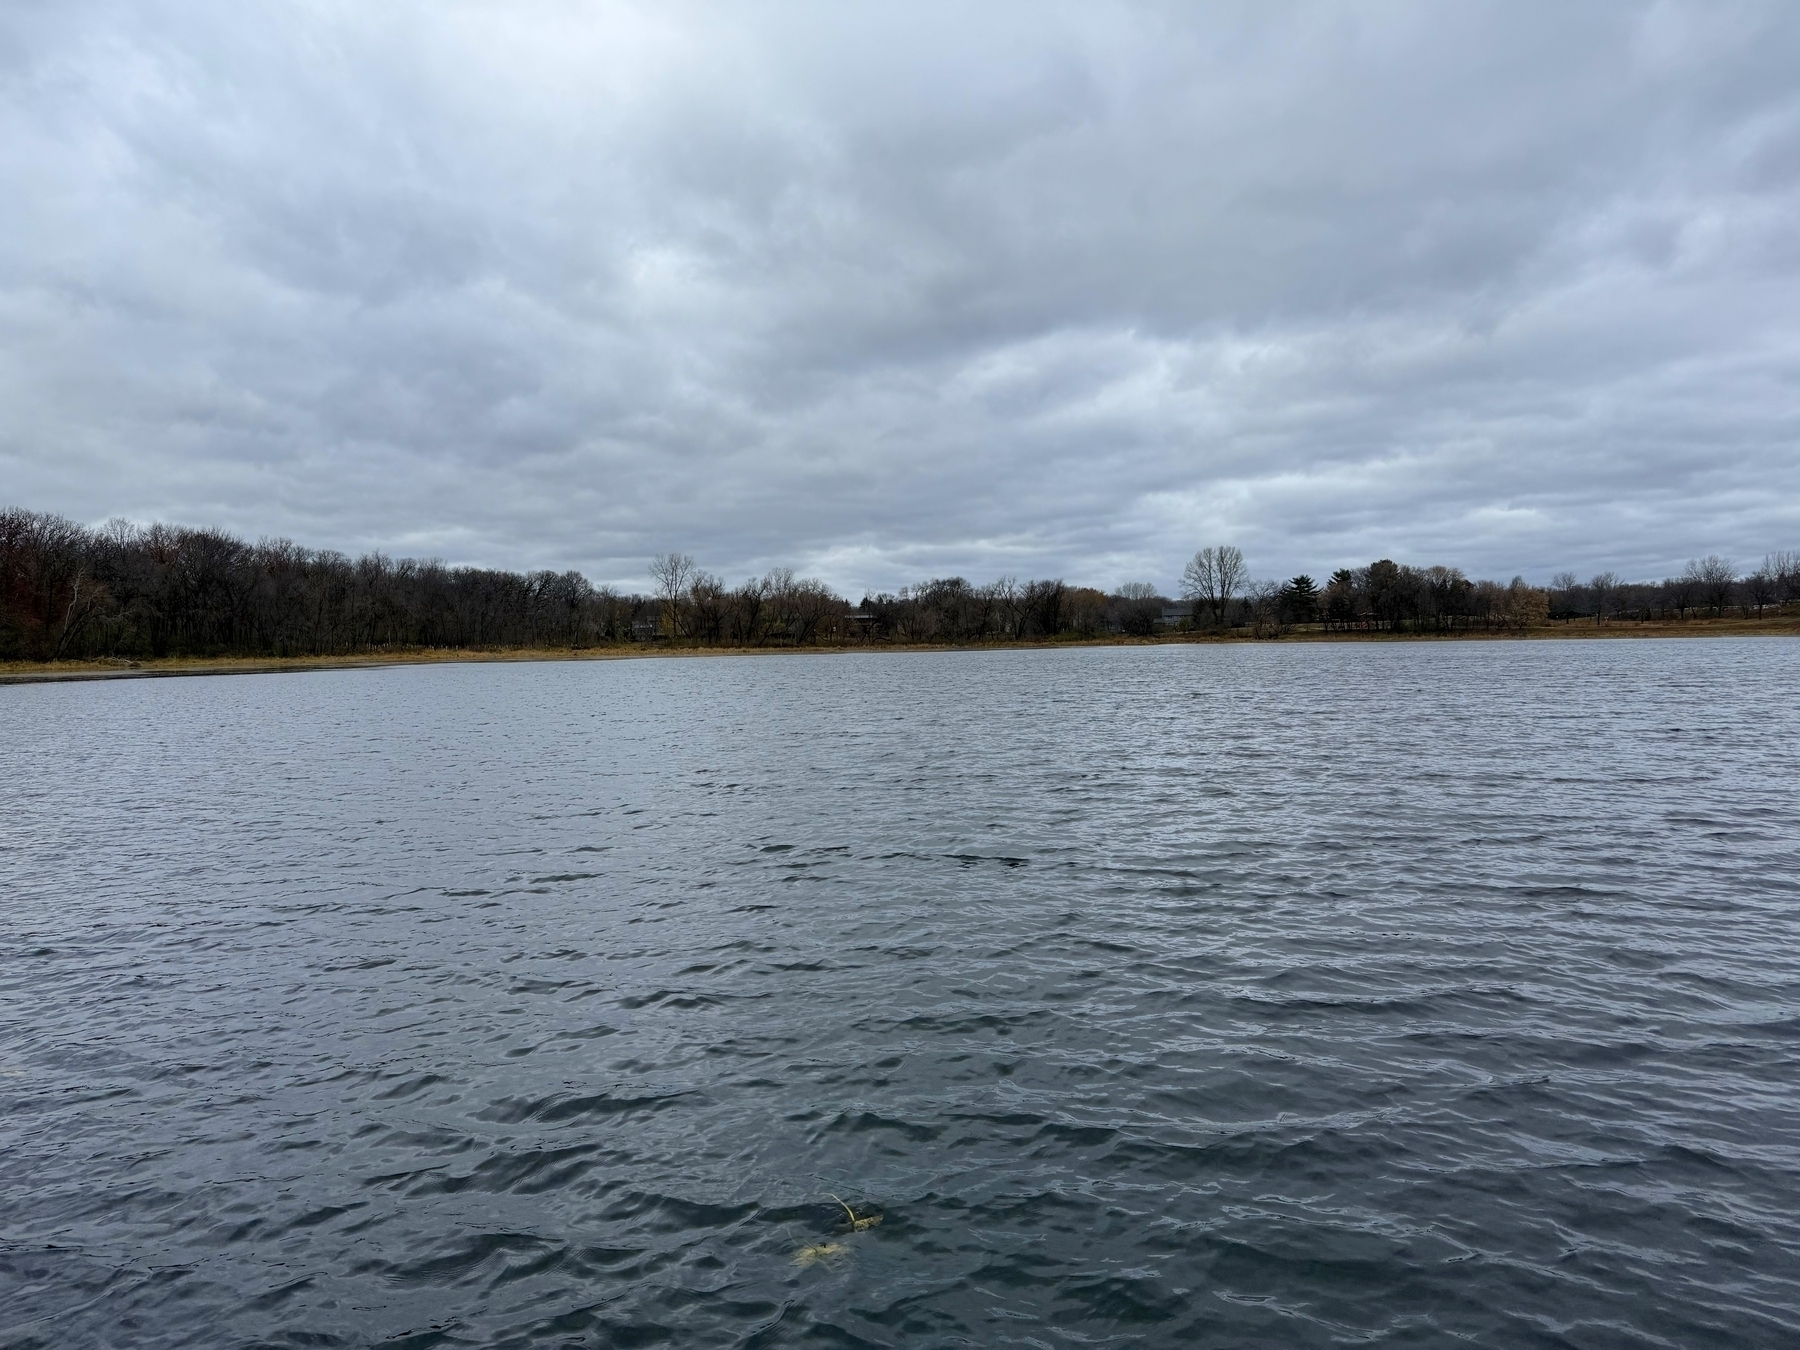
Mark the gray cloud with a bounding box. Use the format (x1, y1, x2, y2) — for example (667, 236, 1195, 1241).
(3, 0, 1798, 595)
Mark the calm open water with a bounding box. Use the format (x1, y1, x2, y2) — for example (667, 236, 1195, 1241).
(2, 639, 1799, 1348)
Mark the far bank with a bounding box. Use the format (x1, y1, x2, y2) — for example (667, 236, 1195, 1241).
(3, 614, 1795, 686)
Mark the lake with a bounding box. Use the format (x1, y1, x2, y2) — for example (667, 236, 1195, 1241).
(2, 639, 1798, 1347)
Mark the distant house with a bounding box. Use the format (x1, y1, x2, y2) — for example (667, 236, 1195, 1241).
(631, 614, 662, 641)
(1158, 602, 1192, 627)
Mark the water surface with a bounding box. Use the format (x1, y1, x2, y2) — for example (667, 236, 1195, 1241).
(3, 640, 1798, 1347)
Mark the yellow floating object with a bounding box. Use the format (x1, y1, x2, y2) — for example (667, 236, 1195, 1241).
(796, 1195, 883, 1264)
(830, 1193, 882, 1231)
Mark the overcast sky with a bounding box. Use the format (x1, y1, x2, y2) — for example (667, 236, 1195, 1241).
(3, 2, 1798, 595)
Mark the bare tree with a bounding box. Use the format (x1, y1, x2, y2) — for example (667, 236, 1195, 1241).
(688, 570, 727, 644)
(1181, 550, 1216, 625)
(1744, 565, 1777, 617)
(1416, 567, 1468, 631)
(760, 568, 793, 643)
(1549, 571, 1579, 617)
(49, 569, 108, 659)
(1767, 551, 1799, 607)
(1245, 579, 1286, 639)
(592, 585, 626, 642)
(1588, 571, 1620, 626)
(766, 568, 830, 645)
(1665, 570, 1697, 620)
(1021, 579, 1067, 637)
(649, 552, 695, 638)
(729, 575, 769, 643)
(990, 575, 1022, 638)
(1686, 556, 1736, 616)
(1114, 582, 1160, 636)
(1181, 545, 1245, 629)
(1063, 586, 1107, 634)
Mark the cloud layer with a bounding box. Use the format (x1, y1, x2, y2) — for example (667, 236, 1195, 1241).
(4, 1, 1798, 594)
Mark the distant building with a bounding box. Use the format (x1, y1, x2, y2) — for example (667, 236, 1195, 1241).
(1158, 602, 1192, 627)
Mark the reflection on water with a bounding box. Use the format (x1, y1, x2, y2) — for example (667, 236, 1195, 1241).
(2, 639, 1799, 1347)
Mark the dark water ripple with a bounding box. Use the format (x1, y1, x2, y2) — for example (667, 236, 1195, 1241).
(2, 640, 1798, 1347)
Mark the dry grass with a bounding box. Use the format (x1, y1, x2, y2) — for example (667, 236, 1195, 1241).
(1280, 614, 1800, 643)
(0, 645, 746, 684)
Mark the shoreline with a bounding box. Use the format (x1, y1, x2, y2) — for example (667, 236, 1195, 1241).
(3, 616, 1795, 685)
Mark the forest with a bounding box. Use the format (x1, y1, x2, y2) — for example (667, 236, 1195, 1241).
(2, 507, 1795, 662)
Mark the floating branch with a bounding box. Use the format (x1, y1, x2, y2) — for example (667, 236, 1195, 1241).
(830, 1193, 882, 1231)
(795, 1194, 883, 1265)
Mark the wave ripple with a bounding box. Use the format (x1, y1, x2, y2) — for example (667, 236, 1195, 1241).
(3, 640, 1799, 1347)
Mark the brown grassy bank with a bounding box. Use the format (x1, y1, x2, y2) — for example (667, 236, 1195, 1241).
(3, 612, 1794, 685)
(0, 646, 738, 685)
(1280, 614, 1800, 642)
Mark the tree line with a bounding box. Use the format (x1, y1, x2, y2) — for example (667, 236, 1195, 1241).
(2, 506, 1794, 662)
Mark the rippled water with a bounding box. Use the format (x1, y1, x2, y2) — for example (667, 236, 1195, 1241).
(3, 639, 1799, 1348)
